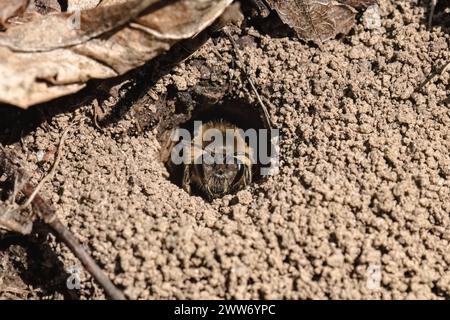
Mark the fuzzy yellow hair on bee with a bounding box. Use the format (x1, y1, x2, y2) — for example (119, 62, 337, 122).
(181, 120, 253, 201)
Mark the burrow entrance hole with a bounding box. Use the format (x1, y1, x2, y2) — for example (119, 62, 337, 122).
(158, 91, 277, 201)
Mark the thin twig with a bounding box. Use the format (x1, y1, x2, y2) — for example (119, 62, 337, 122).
(48, 218, 124, 300)
(0, 132, 126, 300)
(223, 28, 274, 130)
(10, 174, 20, 206)
(19, 122, 75, 210)
(92, 99, 104, 131)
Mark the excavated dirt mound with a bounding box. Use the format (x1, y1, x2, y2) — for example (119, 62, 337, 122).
(0, 0, 449, 299)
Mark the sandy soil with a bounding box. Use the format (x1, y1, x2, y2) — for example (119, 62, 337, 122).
(0, 0, 449, 299)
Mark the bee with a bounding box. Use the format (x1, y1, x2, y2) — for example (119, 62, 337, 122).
(168, 120, 253, 201)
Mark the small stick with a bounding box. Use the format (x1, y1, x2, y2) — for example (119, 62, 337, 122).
(20, 184, 126, 300)
(223, 28, 274, 129)
(19, 122, 75, 210)
(0, 131, 126, 300)
(48, 219, 125, 300)
(92, 99, 103, 131)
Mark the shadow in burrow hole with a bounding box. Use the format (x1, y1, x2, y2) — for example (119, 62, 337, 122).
(418, 0, 450, 29)
(159, 87, 277, 201)
(0, 222, 81, 300)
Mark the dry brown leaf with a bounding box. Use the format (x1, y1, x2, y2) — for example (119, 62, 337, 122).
(265, 0, 357, 43)
(0, 0, 30, 28)
(0, 0, 233, 108)
(339, 0, 377, 9)
(28, 0, 62, 15)
(68, 0, 102, 11)
(0, 0, 166, 52)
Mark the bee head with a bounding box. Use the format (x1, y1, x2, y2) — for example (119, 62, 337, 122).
(195, 152, 249, 200)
